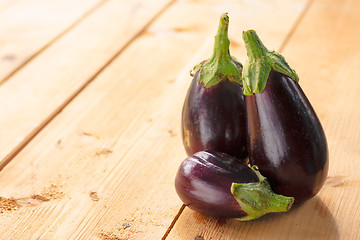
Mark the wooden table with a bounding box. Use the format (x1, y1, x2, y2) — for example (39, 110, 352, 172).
(0, 0, 359, 239)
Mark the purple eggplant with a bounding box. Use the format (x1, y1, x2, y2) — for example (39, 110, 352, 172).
(242, 30, 329, 203)
(175, 150, 294, 221)
(181, 13, 247, 159)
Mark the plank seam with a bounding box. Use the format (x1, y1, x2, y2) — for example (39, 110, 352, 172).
(0, 0, 176, 171)
(278, 0, 315, 53)
(162, 204, 186, 240)
(0, 0, 109, 86)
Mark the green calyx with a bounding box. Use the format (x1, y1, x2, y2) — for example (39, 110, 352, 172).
(190, 13, 242, 88)
(231, 166, 294, 221)
(242, 30, 299, 95)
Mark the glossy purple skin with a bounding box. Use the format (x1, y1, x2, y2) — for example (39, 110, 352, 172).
(246, 70, 329, 203)
(175, 150, 259, 218)
(181, 72, 247, 159)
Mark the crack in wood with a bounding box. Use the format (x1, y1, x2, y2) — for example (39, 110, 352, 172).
(161, 204, 186, 240)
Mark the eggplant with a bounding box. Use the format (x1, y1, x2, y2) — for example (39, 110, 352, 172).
(175, 150, 294, 221)
(181, 13, 247, 159)
(242, 30, 329, 203)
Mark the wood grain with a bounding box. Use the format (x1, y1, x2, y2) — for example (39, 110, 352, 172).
(0, 0, 20, 12)
(282, 0, 360, 238)
(0, 0, 104, 83)
(0, 0, 172, 168)
(168, 0, 360, 239)
(0, 0, 308, 239)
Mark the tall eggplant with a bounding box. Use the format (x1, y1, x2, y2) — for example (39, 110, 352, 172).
(242, 30, 329, 203)
(175, 150, 294, 221)
(181, 13, 247, 159)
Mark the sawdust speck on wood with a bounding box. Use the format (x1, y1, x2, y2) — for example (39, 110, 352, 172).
(0, 197, 20, 213)
(96, 148, 113, 156)
(99, 224, 139, 240)
(90, 192, 100, 201)
(41, 183, 64, 200)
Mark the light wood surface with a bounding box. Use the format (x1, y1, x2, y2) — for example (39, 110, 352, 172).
(0, 0, 104, 83)
(0, 0, 172, 168)
(0, 0, 359, 239)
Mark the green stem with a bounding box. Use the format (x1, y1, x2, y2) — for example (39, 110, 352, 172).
(242, 30, 299, 95)
(211, 13, 230, 59)
(242, 30, 268, 60)
(230, 166, 294, 221)
(190, 13, 242, 88)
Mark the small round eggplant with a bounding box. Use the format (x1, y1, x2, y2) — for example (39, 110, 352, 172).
(242, 30, 329, 203)
(175, 150, 294, 221)
(181, 13, 247, 160)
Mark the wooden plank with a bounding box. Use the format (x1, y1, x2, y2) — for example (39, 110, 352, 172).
(168, 0, 360, 239)
(0, 0, 173, 168)
(0, 0, 21, 12)
(0, 0, 104, 83)
(0, 0, 307, 239)
(281, 0, 360, 238)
